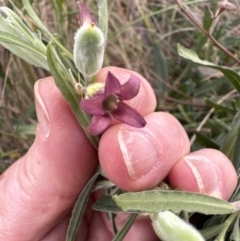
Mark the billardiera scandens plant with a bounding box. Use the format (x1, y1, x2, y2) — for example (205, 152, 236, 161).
(151, 211, 205, 241)
(73, 1, 105, 79)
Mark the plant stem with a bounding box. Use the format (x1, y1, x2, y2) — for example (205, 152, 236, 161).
(174, 0, 240, 65)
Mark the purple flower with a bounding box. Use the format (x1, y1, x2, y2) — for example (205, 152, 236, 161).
(80, 72, 147, 135)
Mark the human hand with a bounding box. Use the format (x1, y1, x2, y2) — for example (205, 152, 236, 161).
(0, 67, 237, 241)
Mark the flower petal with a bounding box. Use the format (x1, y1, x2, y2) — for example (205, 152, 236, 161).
(104, 72, 121, 99)
(77, 1, 97, 26)
(112, 102, 146, 127)
(87, 115, 112, 135)
(119, 75, 140, 100)
(80, 94, 104, 115)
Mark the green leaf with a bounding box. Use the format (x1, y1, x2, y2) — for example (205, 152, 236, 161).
(0, 30, 49, 70)
(152, 43, 168, 93)
(98, 0, 108, 41)
(220, 118, 240, 162)
(177, 105, 194, 124)
(22, 0, 72, 58)
(0, 7, 48, 70)
(229, 127, 240, 201)
(0, 7, 37, 41)
(214, 212, 240, 241)
(16, 124, 37, 135)
(46, 43, 99, 148)
(230, 214, 240, 241)
(22, 0, 54, 39)
(205, 99, 236, 114)
(200, 223, 226, 240)
(194, 77, 227, 97)
(177, 44, 240, 94)
(195, 132, 219, 149)
(231, 127, 240, 173)
(93, 195, 123, 213)
(109, 212, 118, 235)
(202, 5, 214, 31)
(66, 171, 99, 241)
(113, 190, 234, 215)
(112, 214, 137, 241)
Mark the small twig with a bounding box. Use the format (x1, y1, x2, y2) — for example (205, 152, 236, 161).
(165, 96, 206, 108)
(174, 0, 240, 65)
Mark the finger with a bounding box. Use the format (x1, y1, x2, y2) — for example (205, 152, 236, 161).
(40, 194, 158, 241)
(99, 112, 190, 191)
(0, 77, 98, 241)
(100, 213, 158, 241)
(96, 66, 157, 115)
(40, 196, 113, 241)
(168, 148, 238, 200)
(86, 191, 158, 241)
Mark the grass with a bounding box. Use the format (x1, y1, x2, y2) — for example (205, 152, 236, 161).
(1, 0, 240, 239)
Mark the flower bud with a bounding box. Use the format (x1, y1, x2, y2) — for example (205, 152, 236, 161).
(84, 82, 105, 99)
(73, 2, 105, 77)
(151, 211, 205, 241)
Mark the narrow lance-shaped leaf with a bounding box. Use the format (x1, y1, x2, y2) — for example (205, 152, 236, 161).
(98, 0, 108, 41)
(230, 213, 240, 241)
(200, 223, 226, 240)
(152, 43, 168, 93)
(229, 125, 240, 202)
(205, 99, 236, 114)
(0, 7, 37, 41)
(22, 0, 72, 58)
(46, 43, 99, 148)
(221, 117, 240, 164)
(0, 31, 49, 70)
(177, 44, 240, 94)
(66, 171, 99, 241)
(112, 190, 235, 215)
(112, 214, 137, 241)
(93, 195, 123, 213)
(0, 7, 49, 70)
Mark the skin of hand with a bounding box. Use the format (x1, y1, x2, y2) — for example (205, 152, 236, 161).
(0, 67, 237, 241)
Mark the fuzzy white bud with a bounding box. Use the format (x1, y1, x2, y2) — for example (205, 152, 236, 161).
(151, 211, 205, 241)
(73, 22, 105, 77)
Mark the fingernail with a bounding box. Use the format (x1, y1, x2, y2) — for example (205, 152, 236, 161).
(34, 81, 50, 137)
(118, 127, 162, 180)
(184, 155, 222, 198)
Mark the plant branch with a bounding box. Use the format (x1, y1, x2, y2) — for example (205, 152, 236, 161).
(174, 0, 240, 65)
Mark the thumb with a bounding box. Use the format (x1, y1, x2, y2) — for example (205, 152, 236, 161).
(0, 77, 97, 241)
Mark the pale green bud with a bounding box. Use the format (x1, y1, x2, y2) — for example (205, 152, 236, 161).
(84, 82, 105, 99)
(73, 22, 105, 77)
(151, 211, 205, 241)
